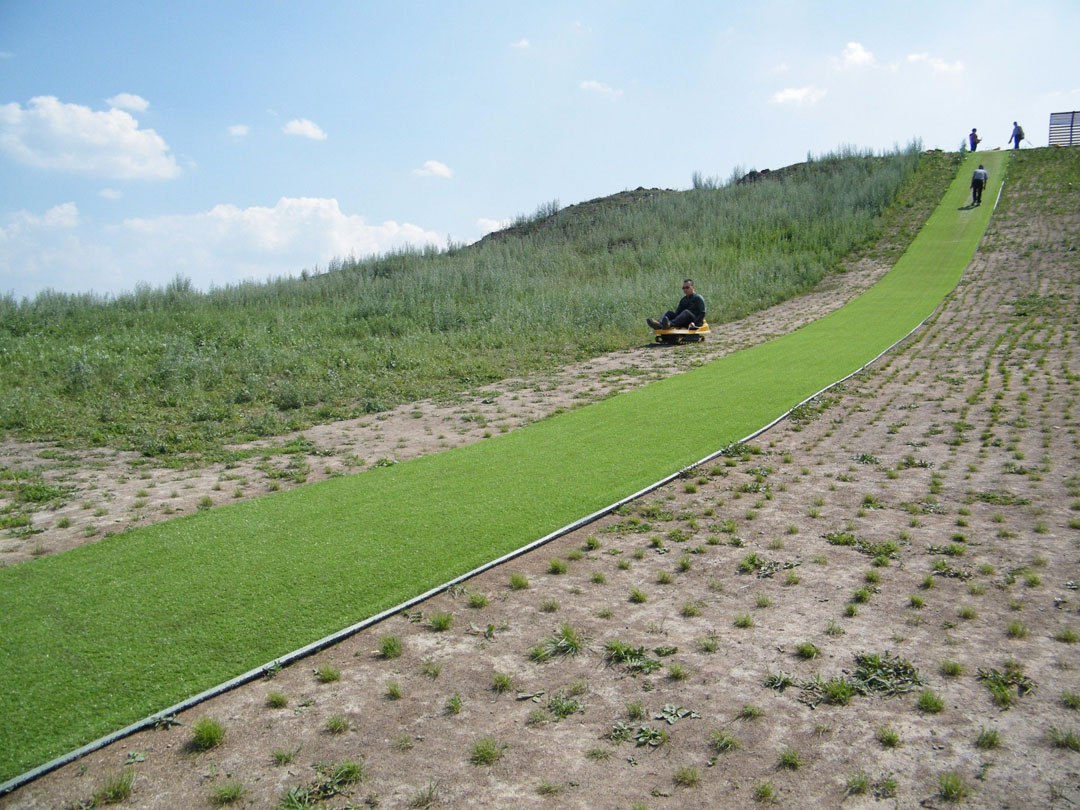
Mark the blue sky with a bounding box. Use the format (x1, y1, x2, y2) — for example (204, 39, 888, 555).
(2, 0, 1078, 300)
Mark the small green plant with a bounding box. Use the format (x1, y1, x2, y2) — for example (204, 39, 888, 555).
(210, 780, 246, 806)
(1064, 690, 1080, 710)
(937, 770, 970, 803)
(410, 780, 441, 809)
(657, 571, 674, 585)
(191, 716, 225, 751)
(386, 680, 402, 700)
(697, 633, 719, 653)
(680, 601, 701, 617)
(539, 598, 559, 613)
(777, 747, 802, 770)
(629, 587, 648, 603)
(845, 770, 869, 796)
(445, 693, 463, 715)
(975, 727, 1001, 749)
(940, 660, 964, 677)
(910, 594, 925, 609)
(266, 691, 288, 709)
(667, 662, 689, 681)
(1049, 726, 1080, 751)
(738, 704, 764, 720)
(93, 768, 135, 805)
(673, 765, 699, 787)
(378, 634, 402, 659)
(1006, 620, 1029, 639)
(420, 658, 442, 678)
(548, 558, 568, 575)
(470, 736, 506, 765)
(531, 623, 585, 661)
(752, 780, 775, 802)
(822, 677, 856, 706)
(825, 620, 845, 637)
(428, 611, 454, 631)
(272, 747, 297, 765)
(591, 571, 606, 584)
(710, 729, 739, 753)
(509, 572, 529, 590)
(466, 591, 489, 608)
(586, 746, 612, 761)
(877, 725, 900, 748)
(315, 666, 341, 683)
(492, 672, 514, 694)
(734, 613, 753, 628)
(795, 642, 820, 660)
(917, 689, 945, 713)
(1054, 627, 1079, 644)
(325, 714, 350, 734)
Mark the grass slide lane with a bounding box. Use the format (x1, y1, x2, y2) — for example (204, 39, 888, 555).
(0, 152, 1006, 782)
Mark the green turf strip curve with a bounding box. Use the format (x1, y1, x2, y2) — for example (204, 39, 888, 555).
(0, 152, 1005, 781)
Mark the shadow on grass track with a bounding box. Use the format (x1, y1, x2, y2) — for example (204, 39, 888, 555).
(0, 152, 1007, 785)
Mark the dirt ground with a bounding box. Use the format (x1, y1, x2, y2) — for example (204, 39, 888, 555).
(3, 189, 1079, 808)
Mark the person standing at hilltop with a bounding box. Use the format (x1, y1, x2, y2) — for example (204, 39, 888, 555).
(1010, 121, 1025, 149)
(971, 164, 989, 206)
(647, 279, 706, 329)
(969, 128, 981, 152)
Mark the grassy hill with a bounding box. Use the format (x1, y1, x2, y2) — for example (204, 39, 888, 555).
(0, 145, 954, 462)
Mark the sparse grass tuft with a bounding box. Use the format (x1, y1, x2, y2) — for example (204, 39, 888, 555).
(325, 714, 350, 734)
(1049, 726, 1080, 751)
(917, 689, 945, 714)
(210, 780, 246, 806)
(93, 768, 135, 805)
(428, 611, 454, 632)
(378, 634, 402, 659)
(190, 716, 225, 751)
(710, 729, 739, 753)
(777, 747, 802, 770)
(975, 727, 1001, 749)
(673, 765, 699, 787)
(937, 771, 970, 803)
(470, 736, 506, 765)
(876, 726, 900, 748)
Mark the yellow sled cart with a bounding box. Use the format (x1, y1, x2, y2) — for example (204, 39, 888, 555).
(652, 321, 710, 344)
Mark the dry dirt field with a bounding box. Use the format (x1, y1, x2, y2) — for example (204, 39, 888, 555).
(2, 167, 1078, 809)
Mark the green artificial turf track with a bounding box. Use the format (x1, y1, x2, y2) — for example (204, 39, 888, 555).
(0, 152, 1006, 781)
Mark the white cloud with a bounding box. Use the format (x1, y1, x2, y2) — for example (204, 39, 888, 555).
(0, 96, 179, 180)
(413, 159, 453, 178)
(106, 93, 149, 112)
(510, 38, 530, 49)
(477, 217, 510, 235)
(227, 124, 250, 137)
(0, 198, 443, 298)
(770, 86, 827, 106)
(580, 80, 623, 100)
(838, 42, 874, 69)
(0, 203, 80, 242)
(283, 118, 327, 140)
(98, 188, 123, 200)
(906, 52, 964, 73)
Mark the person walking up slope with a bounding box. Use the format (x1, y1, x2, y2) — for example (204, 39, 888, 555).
(969, 128, 981, 152)
(971, 164, 988, 206)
